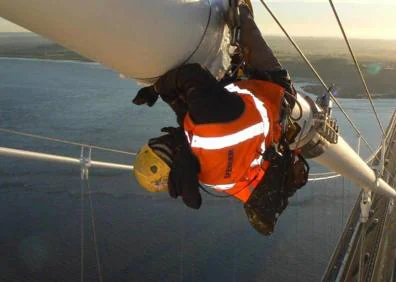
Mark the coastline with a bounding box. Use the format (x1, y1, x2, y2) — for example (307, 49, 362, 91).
(1, 53, 396, 98)
(0, 53, 91, 62)
(0, 56, 97, 65)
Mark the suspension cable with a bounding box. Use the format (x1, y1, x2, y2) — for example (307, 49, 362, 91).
(80, 180, 85, 282)
(328, 0, 385, 136)
(0, 128, 136, 156)
(87, 180, 104, 282)
(259, 0, 375, 155)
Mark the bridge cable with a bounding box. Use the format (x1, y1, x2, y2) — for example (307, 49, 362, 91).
(80, 180, 85, 282)
(87, 179, 104, 282)
(328, 0, 385, 136)
(0, 128, 136, 156)
(258, 0, 375, 155)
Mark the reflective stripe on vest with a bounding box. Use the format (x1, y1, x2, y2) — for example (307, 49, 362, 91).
(226, 83, 269, 168)
(190, 122, 265, 150)
(200, 182, 236, 190)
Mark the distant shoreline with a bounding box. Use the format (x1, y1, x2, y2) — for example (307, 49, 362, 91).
(0, 56, 95, 64)
(1, 55, 395, 99)
(1, 34, 395, 99)
(0, 53, 91, 62)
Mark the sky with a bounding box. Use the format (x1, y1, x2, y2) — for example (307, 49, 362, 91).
(0, 0, 396, 39)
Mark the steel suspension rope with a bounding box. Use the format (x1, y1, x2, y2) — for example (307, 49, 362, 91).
(258, 0, 375, 155)
(0, 128, 136, 156)
(328, 0, 385, 136)
(80, 180, 85, 282)
(87, 180, 104, 282)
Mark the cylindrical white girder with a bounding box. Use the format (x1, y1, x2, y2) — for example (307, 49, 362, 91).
(289, 94, 396, 199)
(0, 0, 230, 83)
(312, 137, 396, 198)
(0, 147, 134, 171)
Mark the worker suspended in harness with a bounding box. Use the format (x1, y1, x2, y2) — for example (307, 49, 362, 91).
(132, 1, 309, 235)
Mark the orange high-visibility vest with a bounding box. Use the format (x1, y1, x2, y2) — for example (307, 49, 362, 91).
(183, 80, 284, 203)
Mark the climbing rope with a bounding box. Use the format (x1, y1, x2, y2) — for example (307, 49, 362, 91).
(328, 0, 385, 136)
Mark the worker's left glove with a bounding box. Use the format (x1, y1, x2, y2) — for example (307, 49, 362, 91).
(136, 64, 218, 107)
(132, 86, 159, 107)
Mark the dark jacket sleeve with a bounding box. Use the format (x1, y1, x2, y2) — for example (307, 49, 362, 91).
(238, 3, 295, 96)
(155, 64, 245, 125)
(250, 68, 296, 96)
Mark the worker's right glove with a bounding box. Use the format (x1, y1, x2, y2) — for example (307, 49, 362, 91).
(149, 127, 202, 209)
(169, 141, 202, 209)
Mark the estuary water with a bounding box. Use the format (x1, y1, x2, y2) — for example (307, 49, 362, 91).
(0, 58, 395, 282)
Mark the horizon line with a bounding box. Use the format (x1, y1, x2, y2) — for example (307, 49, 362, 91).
(1, 31, 395, 42)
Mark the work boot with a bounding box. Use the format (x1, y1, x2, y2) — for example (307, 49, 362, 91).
(244, 184, 288, 236)
(244, 150, 289, 236)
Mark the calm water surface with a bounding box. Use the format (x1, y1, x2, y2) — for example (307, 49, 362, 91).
(0, 58, 395, 281)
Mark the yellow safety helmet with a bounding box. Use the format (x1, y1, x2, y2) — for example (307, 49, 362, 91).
(133, 144, 171, 193)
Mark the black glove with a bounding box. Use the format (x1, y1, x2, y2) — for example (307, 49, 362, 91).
(148, 127, 202, 209)
(149, 127, 186, 149)
(148, 127, 185, 167)
(154, 64, 219, 102)
(169, 144, 202, 209)
(132, 86, 159, 107)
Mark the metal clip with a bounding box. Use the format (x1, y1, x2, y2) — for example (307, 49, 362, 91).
(316, 84, 334, 116)
(356, 135, 361, 156)
(379, 137, 386, 175)
(373, 137, 386, 187)
(360, 190, 372, 223)
(228, 0, 241, 47)
(80, 146, 92, 180)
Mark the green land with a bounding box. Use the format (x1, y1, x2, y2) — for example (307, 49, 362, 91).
(1, 33, 396, 98)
